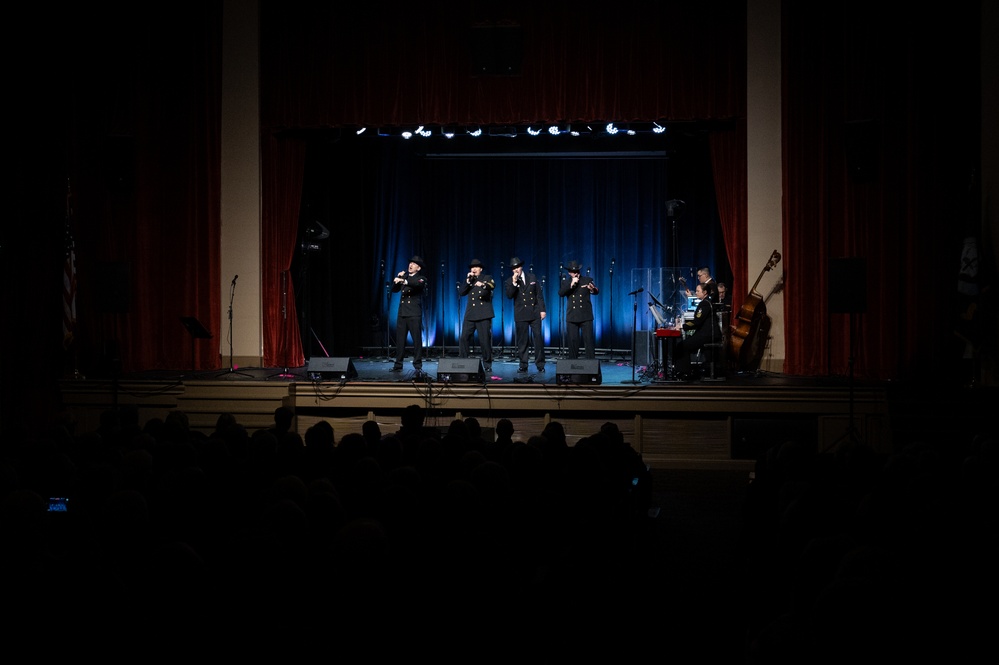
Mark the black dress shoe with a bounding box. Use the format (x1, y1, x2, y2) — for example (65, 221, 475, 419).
(536, 366, 545, 373)
(517, 366, 528, 373)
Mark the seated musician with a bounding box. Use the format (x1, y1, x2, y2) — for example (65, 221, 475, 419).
(674, 283, 723, 380)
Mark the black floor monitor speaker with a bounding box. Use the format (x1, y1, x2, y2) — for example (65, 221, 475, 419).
(307, 357, 358, 381)
(634, 331, 653, 367)
(556, 359, 603, 385)
(437, 358, 485, 382)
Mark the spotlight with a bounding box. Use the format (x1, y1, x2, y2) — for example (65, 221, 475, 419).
(489, 126, 518, 137)
(652, 121, 666, 134)
(415, 125, 432, 137)
(400, 129, 413, 139)
(356, 127, 367, 135)
(605, 122, 619, 135)
(467, 127, 483, 137)
(547, 124, 562, 136)
(526, 126, 542, 136)
(442, 125, 458, 139)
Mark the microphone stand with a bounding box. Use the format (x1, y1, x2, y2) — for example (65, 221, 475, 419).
(609, 258, 617, 359)
(540, 274, 547, 360)
(558, 265, 566, 358)
(380, 260, 389, 360)
(621, 288, 642, 384)
(440, 261, 446, 359)
(224, 276, 252, 378)
(384, 279, 392, 361)
(498, 261, 506, 359)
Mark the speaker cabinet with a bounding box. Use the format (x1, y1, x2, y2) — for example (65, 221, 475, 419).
(633, 331, 653, 367)
(307, 357, 358, 381)
(556, 359, 603, 385)
(437, 358, 485, 383)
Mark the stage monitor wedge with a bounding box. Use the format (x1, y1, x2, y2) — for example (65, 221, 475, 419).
(556, 359, 603, 385)
(437, 358, 485, 383)
(307, 357, 358, 381)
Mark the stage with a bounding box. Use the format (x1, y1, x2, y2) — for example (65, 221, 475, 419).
(56, 351, 918, 469)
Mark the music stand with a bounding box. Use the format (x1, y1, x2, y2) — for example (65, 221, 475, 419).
(647, 291, 668, 316)
(180, 316, 211, 377)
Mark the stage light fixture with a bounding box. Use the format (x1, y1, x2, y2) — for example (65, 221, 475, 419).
(356, 127, 367, 135)
(489, 126, 518, 137)
(569, 124, 591, 137)
(652, 121, 666, 134)
(442, 125, 458, 138)
(467, 127, 483, 137)
(526, 126, 542, 136)
(547, 124, 562, 135)
(605, 122, 620, 135)
(401, 129, 414, 139)
(415, 125, 433, 137)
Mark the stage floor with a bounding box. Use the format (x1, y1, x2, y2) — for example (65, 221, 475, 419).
(135, 353, 839, 388)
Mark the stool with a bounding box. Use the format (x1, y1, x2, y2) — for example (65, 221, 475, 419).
(695, 342, 726, 381)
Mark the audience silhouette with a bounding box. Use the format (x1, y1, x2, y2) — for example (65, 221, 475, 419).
(2, 400, 994, 660)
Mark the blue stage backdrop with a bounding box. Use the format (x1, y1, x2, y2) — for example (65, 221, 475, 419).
(293, 127, 729, 358)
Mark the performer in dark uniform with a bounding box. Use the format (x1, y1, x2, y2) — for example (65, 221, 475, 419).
(674, 282, 722, 379)
(504, 256, 547, 373)
(558, 259, 599, 359)
(686, 265, 719, 304)
(390, 256, 428, 372)
(458, 258, 495, 372)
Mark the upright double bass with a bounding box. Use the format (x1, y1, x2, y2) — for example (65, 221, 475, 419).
(729, 250, 781, 371)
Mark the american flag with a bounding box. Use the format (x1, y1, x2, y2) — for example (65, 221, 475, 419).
(63, 179, 77, 350)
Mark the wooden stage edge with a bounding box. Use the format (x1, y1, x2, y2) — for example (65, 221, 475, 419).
(58, 356, 981, 469)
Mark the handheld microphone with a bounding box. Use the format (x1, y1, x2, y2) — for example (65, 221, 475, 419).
(628, 287, 644, 296)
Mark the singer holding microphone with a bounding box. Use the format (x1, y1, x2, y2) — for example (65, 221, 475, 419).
(558, 259, 599, 359)
(458, 258, 495, 372)
(390, 256, 428, 373)
(504, 257, 547, 373)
